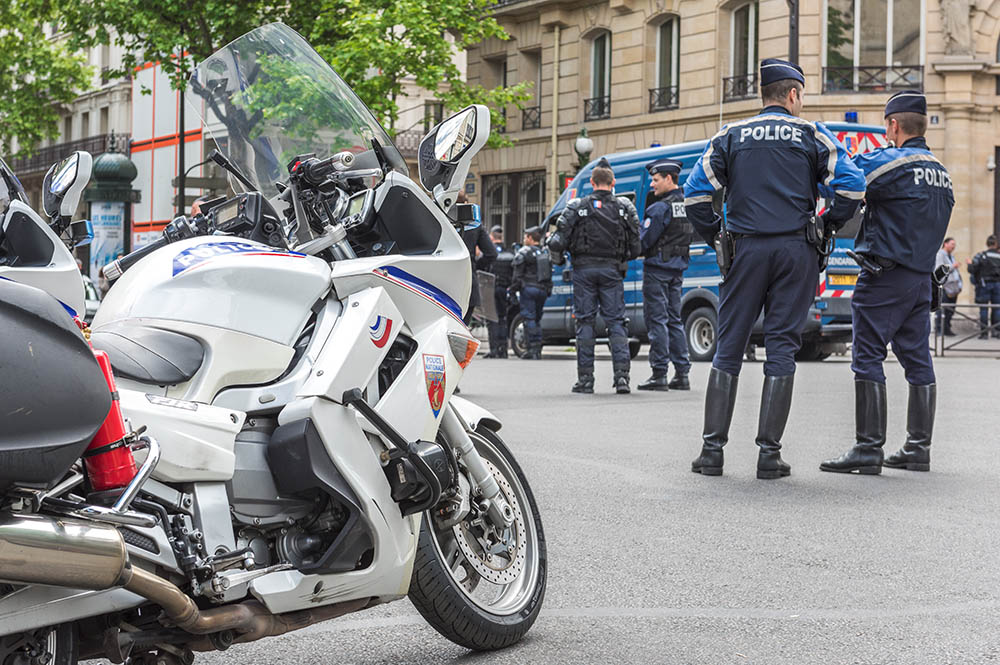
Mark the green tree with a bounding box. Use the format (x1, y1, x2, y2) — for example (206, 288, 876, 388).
(0, 2, 91, 158)
(45, 0, 527, 146)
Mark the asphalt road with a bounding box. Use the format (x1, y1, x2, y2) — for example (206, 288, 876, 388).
(202, 349, 1000, 665)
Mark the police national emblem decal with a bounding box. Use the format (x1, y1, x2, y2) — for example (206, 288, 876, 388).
(422, 354, 446, 418)
(369, 315, 393, 348)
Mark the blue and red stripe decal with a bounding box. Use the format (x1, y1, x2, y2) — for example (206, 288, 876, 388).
(374, 265, 464, 323)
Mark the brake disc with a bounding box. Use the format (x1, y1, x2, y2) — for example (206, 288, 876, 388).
(452, 458, 527, 585)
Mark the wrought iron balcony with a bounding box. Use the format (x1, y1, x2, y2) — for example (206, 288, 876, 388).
(394, 130, 422, 160)
(584, 96, 611, 121)
(723, 73, 758, 102)
(522, 105, 541, 130)
(649, 86, 679, 112)
(822, 65, 923, 94)
(9, 134, 129, 176)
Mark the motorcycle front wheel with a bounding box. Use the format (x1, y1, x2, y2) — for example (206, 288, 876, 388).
(409, 427, 546, 651)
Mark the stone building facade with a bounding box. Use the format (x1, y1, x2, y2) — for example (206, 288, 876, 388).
(466, 0, 1000, 281)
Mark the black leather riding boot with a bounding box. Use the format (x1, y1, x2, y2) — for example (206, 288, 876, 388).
(820, 380, 886, 474)
(692, 368, 738, 476)
(884, 383, 935, 471)
(756, 374, 794, 480)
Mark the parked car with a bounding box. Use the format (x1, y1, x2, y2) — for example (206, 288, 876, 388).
(82, 274, 101, 323)
(504, 123, 887, 361)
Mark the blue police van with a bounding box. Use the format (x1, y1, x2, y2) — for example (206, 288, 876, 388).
(505, 123, 888, 361)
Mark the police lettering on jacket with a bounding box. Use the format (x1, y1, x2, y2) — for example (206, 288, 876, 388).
(852, 136, 954, 273)
(641, 188, 692, 273)
(683, 106, 866, 242)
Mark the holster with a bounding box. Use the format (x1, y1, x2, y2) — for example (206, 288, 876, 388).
(714, 229, 734, 279)
(930, 264, 951, 313)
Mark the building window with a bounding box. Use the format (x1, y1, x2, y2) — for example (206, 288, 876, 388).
(823, 0, 924, 93)
(521, 49, 542, 129)
(585, 31, 611, 120)
(650, 17, 680, 111)
(423, 101, 444, 132)
(482, 170, 547, 241)
(724, 2, 758, 101)
(995, 35, 1000, 94)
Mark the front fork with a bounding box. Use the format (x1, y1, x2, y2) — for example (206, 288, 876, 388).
(440, 406, 515, 531)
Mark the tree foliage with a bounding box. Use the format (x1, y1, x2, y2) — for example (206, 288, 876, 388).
(0, 1, 91, 158)
(44, 0, 527, 146)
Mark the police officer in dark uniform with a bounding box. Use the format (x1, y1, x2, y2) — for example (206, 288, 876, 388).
(638, 158, 693, 391)
(485, 225, 514, 358)
(684, 59, 866, 479)
(511, 226, 552, 359)
(461, 193, 496, 326)
(968, 235, 1000, 338)
(548, 159, 641, 394)
(821, 91, 954, 474)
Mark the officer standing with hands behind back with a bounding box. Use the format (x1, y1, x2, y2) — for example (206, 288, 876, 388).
(548, 158, 641, 394)
(684, 59, 866, 479)
(821, 90, 954, 475)
(511, 226, 552, 360)
(638, 158, 693, 391)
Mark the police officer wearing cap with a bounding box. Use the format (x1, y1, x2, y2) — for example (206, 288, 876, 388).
(485, 225, 513, 358)
(821, 90, 954, 475)
(684, 58, 866, 479)
(638, 158, 692, 391)
(549, 158, 641, 394)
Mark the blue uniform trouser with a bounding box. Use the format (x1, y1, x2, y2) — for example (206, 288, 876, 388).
(976, 281, 1000, 333)
(487, 285, 509, 351)
(851, 266, 934, 385)
(519, 284, 547, 350)
(573, 262, 630, 375)
(714, 234, 818, 377)
(642, 267, 690, 375)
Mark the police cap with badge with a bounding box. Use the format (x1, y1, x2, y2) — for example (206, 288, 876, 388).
(646, 158, 683, 181)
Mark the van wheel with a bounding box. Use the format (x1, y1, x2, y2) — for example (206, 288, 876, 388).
(795, 342, 831, 362)
(509, 315, 527, 358)
(685, 307, 717, 362)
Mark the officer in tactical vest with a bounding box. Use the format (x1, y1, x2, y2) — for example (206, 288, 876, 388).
(638, 158, 693, 391)
(511, 226, 552, 359)
(548, 159, 641, 393)
(684, 59, 866, 479)
(821, 91, 954, 475)
(485, 225, 514, 358)
(968, 235, 1000, 339)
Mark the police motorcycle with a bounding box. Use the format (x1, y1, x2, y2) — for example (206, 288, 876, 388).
(0, 23, 545, 665)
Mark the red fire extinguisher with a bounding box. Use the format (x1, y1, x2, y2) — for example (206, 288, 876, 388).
(84, 351, 139, 492)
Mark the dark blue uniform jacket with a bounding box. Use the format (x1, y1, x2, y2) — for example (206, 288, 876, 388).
(640, 188, 689, 273)
(852, 137, 954, 273)
(683, 105, 866, 243)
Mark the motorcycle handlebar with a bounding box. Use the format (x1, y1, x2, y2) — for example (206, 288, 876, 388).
(103, 235, 170, 282)
(103, 214, 206, 282)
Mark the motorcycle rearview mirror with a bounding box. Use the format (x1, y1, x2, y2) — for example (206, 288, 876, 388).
(42, 151, 93, 223)
(417, 105, 490, 214)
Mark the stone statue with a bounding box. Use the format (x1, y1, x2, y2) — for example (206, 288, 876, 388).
(941, 0, 974, 56)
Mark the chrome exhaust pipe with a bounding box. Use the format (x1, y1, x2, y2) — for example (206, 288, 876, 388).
(0, 514, 129, 589)
(0, 514, 369, 643)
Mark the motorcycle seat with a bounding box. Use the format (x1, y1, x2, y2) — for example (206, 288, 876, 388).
(91, 322, 204, 386)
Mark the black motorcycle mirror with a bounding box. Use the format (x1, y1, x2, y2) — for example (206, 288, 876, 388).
(417, 105, 490, 214)
(42, 151, 94, 247)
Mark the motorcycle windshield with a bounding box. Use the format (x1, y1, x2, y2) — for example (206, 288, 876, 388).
(189, 23, 407, 199)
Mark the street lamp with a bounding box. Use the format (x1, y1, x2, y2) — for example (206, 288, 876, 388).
(574, 127, 593, 171)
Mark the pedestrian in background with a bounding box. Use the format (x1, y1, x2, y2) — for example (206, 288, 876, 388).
(459, 191, 496, 326)
(935, 237, 961, 337)
(548, 159, 641, 394)
(510, 226, 551, 359)
(821, 90, 954, 475)
(485, 225, 514, 358)
(638, 158, 692, 391)
(684, 58, 865, 479)
(968, 235, 1000, 339)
